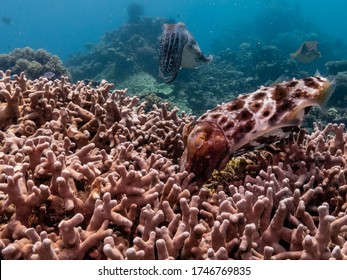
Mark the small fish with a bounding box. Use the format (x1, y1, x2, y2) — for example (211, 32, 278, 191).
(290, 41, 321, 64)
(43, 71, 55, 80)
(158, 22, 213, 83)
(180, 75, 335, 186)
(1, 17, 11, 25)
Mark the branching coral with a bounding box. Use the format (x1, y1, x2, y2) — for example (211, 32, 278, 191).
(0, 71, 346, 259)
(0, 48, 70, 79)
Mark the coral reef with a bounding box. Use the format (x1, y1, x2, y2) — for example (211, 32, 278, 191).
(65, 13, 347, 117)
(325, 60, 347, 75)
(0, 47, 70, 80)
(177, 45, 300, 116)
(0, 70, 346, 260)
(328, 72, 347, 107)
(117, 71, 173, 98)
(65, 17, 166, 84)
(66, 17, 304, 116)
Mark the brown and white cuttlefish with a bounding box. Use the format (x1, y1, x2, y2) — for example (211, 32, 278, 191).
(290, 41, 321, 64)
(158, 22, 213, 83)
(180, 75, 336, 186)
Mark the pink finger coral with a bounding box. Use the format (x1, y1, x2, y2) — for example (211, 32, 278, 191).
(0, 70, 346, 260)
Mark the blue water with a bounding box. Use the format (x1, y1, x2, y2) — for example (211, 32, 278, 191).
(1, 0, 347, 61)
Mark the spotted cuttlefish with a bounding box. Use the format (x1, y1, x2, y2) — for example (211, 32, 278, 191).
(180, 75, 336, 186)
(158, 22, 213, 83)
(290, 41, 321, 64)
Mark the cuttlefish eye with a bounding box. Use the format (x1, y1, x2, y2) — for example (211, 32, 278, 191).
(180, 121, 229, 186)
(191, 132, 206, 150)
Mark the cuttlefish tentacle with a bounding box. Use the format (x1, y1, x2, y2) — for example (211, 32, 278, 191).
(159, 22, 213, 83)
(180, 75, 336, 186)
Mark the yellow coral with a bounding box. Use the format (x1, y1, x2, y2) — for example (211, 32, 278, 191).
(204, 155, 254, 190)
(203, 148, 283, 192)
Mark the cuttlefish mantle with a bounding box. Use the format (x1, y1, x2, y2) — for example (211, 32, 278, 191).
(158, 22, 213, 83)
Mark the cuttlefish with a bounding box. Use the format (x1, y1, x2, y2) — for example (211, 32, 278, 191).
(159, 22, 213, 83)
(290, 41, 321, 64)
(180, 75, 335, 186)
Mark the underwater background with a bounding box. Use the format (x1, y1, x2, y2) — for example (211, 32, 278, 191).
(1, 0, 347, 120)
(2, 0, 347, 261)
(1, 0, 347, 59)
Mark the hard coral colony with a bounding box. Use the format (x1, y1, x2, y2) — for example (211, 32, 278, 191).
(0, 70, 346, 260)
